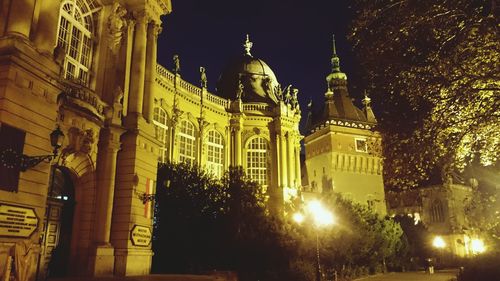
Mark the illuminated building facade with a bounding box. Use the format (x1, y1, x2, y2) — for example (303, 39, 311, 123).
(0, 0, 301, 279)
(387, 183, 484, 258)
(303, 38, 386, 215)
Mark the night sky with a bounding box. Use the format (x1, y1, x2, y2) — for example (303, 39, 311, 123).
(157, 0, 365, 126)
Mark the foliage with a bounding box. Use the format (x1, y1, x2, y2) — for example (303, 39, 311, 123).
(152, 162, 303, 281)
(153, 163, 408, 280)
(293, 193, 405, 280)
(393, 215, 433, 269)
(463, 166, 500, 243)
(349, 0, 500, 188)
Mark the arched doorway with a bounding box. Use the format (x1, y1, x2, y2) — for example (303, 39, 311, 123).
(38, 165, 76, 279)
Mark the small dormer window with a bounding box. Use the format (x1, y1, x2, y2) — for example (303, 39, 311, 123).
(355, 138, 368, 153)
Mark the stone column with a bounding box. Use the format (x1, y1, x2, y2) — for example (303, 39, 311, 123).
(295, 141, 301, 188)
(230, 118, 242, 166)
(122, 19, 136, 117)
(279, 132, 288, 188)
(32, 0, 60, 53)
(127, 11, 148, 117)
(286, 132, 295, 188)
(225, 126, 231, 169)
(143, 22, 160, 122)
(234, 128, 242, 166)
(5, 0, 36, 38)
(89, 126, 123, 275)
(275, 134, 282, 187)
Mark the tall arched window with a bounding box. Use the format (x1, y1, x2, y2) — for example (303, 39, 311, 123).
(56, 0, 100, 85)
(246, 137, 268, 186)
(430, 199, 445, 223)
(153, 107, 168, 163)
(178, 120, 196, 165)
(206, 130, 224, 178)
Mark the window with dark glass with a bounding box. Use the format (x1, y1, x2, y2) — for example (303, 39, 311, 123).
(0, 124, 26, 192)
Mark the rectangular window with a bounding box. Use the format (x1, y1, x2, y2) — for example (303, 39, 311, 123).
(0, 124, 26, 192)
(355, 138, 368, 153)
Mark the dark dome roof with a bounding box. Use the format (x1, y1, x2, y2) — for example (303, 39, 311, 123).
(216, 54, 280, 104)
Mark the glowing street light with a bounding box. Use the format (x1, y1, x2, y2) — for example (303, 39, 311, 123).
(294, 200, 334, 281)
(471, 239, 486, 254)
(432, 236, 446, 249)
(293, 212, 305, 224)
(307, 200, 335, 227)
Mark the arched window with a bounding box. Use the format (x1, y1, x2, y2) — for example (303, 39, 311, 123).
(246, 137, 268, 186)
(178, 120, 196, 165)
(153, 107, 168, 163)
(56, 0, 100, 85)
(430, 199, 445, 223)
(206, 130, 224, 178)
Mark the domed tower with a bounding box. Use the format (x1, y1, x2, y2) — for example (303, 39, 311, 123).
(217, 35, 302, 214)
(304, 36, 386, 215)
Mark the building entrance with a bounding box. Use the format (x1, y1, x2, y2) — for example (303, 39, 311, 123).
(38, 166, 75, 279)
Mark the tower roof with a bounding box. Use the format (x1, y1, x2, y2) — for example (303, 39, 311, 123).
(307, 35, 377, 132)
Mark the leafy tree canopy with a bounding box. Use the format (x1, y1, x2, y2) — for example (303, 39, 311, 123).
(349, 0, 499, 188)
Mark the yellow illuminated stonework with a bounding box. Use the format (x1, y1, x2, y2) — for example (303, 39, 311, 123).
(303, 37, 386, 215)
(0, 0, 301, 279)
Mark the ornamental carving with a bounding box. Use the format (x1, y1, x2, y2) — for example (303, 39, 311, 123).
(107, 2, 128, 54)
(62, 127, 96, 157)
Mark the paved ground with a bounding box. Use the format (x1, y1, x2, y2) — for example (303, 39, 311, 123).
(48, 274, 220, 281)
(355, 270, 458, 281)
(48, 270, 458, 281)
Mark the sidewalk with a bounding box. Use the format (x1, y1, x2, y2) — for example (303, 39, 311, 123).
(48, 274, 222, 281)
(353, 269, 458, 281)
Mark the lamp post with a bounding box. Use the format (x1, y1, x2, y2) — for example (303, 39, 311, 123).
(294, 200, 334, 281)
(432, 236, 446, 270)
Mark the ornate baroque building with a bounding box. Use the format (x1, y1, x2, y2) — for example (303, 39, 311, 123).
(0, 0, 301, 279)
(303, 38, 386, 215)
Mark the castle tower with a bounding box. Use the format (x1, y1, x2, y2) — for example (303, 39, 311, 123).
(303, 36, 386, 215)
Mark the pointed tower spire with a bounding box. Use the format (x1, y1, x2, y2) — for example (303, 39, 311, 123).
(362, 90, 377, 123)
(243, 34, 253, 57)
(331, 34, 341, 73)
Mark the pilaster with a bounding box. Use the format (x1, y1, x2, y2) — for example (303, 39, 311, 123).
(32, 0, 60, 54)
(112, 127, 158, 276)
(143, 22, 161, 122)
(88, 125, 124, 276)
(127, 10, 148, 115)
(5, 0, 35, 38)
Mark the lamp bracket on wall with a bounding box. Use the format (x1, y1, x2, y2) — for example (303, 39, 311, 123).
(0, 126, 64, 172)
(0, 148, 56, 172)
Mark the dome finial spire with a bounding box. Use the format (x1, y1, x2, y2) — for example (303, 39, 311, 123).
(331, 34, 341, 72)
(243, 34, 253, 57)
(332, 34, 337, 55)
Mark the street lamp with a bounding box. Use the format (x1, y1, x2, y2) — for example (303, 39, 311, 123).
(432, 236, 446, 249)
(432, 236, 446, 270)
(294, 200, 334, 281)
(471, 238, 486, 254)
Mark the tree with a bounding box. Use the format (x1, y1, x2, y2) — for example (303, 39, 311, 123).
(299, 193, 405, 279)
(349, 0, 499, 188)
(153, 163, 304, 281)
(393, 215, 433, 269)
(463, 166, 500, 244)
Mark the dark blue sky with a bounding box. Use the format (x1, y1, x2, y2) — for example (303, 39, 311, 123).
(157, 0, 365, 121)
